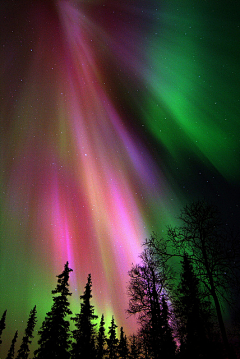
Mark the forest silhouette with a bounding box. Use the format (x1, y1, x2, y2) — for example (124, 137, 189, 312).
(0, 201, 239, 359)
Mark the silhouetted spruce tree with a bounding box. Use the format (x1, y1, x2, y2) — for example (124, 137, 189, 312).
(176, 253, 215, 359)
(71, 274, 98, 359)
(34, 262, 73, 359)
(118, 327, 128, 359)
(16, 305, 37, 359)
(106, 316, 118, 359)
(96, 314, 107, 359)
(129, 335, 138, 359)
(137, 296, 176, 359)
(0, 309, 7, 345)
(5, 330, 18, 359)
(160, 296, 176, 358)
(167, 201, 237, 359)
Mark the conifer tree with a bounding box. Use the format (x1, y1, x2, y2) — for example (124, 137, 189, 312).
(129, 335, 138, 359)
(176, 253, 213, 358)
(118, 327, 128, 359)
(6, 330, 18, 359)
(0, 309, 7, 345)
(34, 262, 73, 359)
(71, 274, 98, 359)
(167, 201, 238, 359)
(106, 316, 118, 359)
(16, 305, 37, 359)
(159, 296, 176, 358)
(96, 314, 107, 359)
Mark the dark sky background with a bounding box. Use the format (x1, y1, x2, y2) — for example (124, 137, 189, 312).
(0, 0, 239, 356)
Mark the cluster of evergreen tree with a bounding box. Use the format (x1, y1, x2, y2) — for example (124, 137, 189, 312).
(0, 306, 37, 359)
(0, 201, 239, 359)
(0, 264, 131, 359)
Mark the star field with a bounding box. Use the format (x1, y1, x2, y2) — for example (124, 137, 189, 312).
(0, 0, 239, 355)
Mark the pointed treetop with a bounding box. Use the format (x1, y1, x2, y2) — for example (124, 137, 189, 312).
(0, 310, 7, 345)
(6, 330, 18, 359)
(52, 261, 73, 296)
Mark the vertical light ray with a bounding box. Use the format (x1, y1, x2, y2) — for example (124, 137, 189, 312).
(0, 1, 239, 356)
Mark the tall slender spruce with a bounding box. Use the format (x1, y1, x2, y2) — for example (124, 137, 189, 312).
(168, 201, 237, 359)
(0, 310, 7, 345)
(176, 253, 214, 358)
(106, 316, 118, 359)
(34, 262, 73, 359)
(6, 331, 18, 359)
(16, 305, 37, 359)
(71, 274, 98, 359)
(96, 314, 107, 359)
(118, 327, 128, 359)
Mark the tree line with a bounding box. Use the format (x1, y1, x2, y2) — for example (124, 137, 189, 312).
(0, 268, 129, 359)
(0, 200, 239, 358)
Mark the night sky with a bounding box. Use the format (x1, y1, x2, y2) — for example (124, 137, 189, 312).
(0, 0, 240, 355)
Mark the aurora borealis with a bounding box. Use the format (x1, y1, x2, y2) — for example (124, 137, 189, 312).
(0, 0, 240, 355)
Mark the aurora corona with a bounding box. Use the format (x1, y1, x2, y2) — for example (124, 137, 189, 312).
(0, 0, 239, 355)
